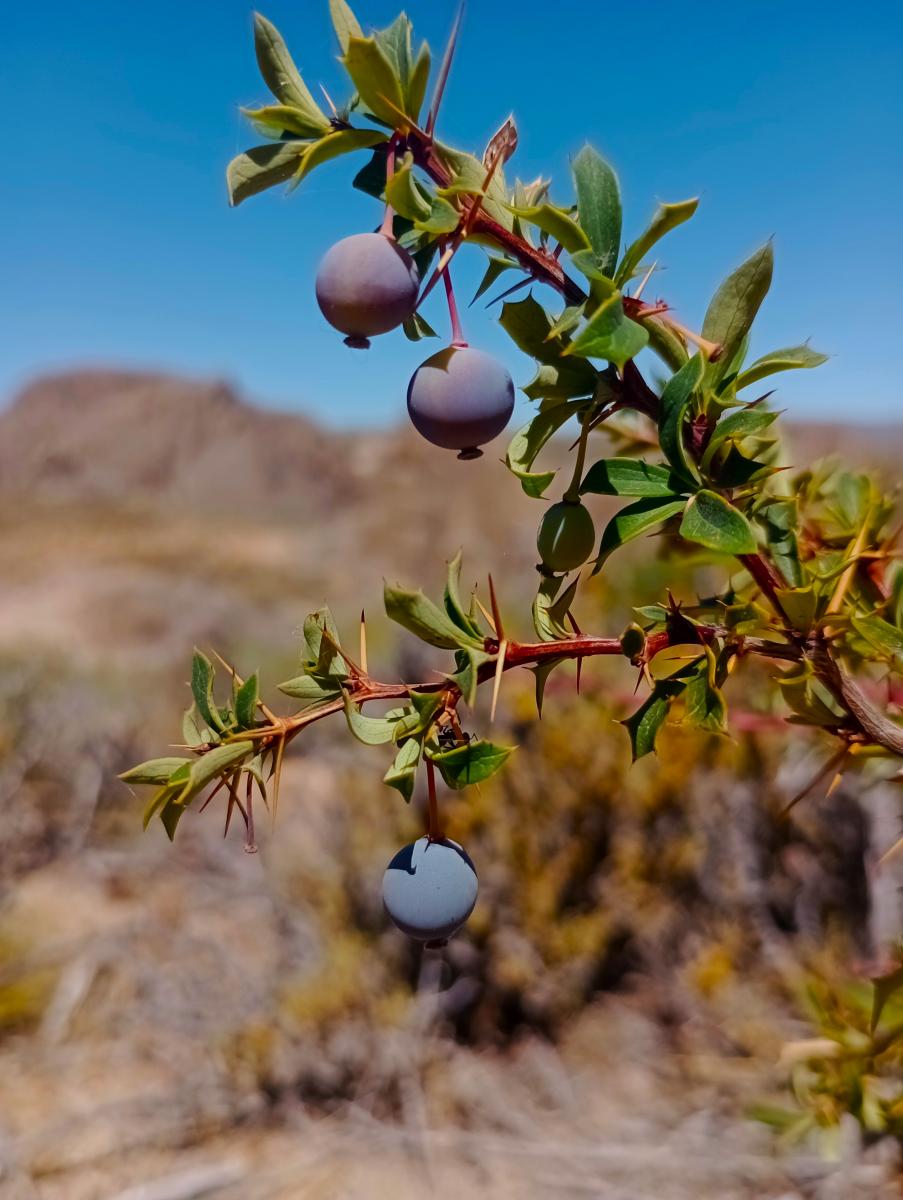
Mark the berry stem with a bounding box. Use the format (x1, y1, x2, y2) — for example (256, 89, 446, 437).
(563, 409, 592, 503)
(441, 242, 467, 347)
(426, 757, 442, 840)
(379, 135, 399, 239)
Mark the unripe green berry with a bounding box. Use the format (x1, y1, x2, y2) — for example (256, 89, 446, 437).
(537, 500, 596, 572)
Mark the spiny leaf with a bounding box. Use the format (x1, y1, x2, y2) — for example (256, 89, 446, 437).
(581, 458, 687, 499)
(658, 353, 704, 482)
(192, 650, 225, 733)
(290, 128, 386, 189)
(235, 673, 259, 729)
(533, 574, 580, 642)
(735, 344, 828, 391)
(343, 695, 398, 745)
(701, 407, 779, 470)
(616, 198, 699, 286)
(241, 103, 329, 140)
(702, 243, 774, 387)
(444, 550, 483, 639)
(595, 497, 687, 566)
(506, 202, 590, 254)
(679, 490, 757, 556)
(384, 582, 483, 650)
(120, 757, 192, 786)
(572, 145, 621, 276)
(329, 0, 363, 52)
(505, 398, 589, 498)
(343, 35, 406, 126)
(226, 141, 307, 206)
(622, 681, 684, 760)
(253, 14, 330, 131)
(383, 736, 422, 802)
(429, 739, 514, 789)
(178, 741, 255, 805)
(564, 286, 648, 369)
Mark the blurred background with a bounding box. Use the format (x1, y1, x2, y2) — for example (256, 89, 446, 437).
(2, 2, 902, 1198)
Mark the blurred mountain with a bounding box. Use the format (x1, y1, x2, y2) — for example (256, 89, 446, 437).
(0, 368, 899, 675)
(2, 369, 901, 512)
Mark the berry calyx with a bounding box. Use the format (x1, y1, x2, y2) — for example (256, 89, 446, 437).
(406, 346, 515, 459)
(315, 231, 420, 348)
(382, 835, 478, 944)
(537, 500, 596, 573)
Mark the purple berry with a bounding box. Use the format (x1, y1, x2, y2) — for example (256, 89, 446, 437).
(315, 232, 420, 348)
(407, 346, 515, 459)
(382, 836, 478, 943)
(537, 500, 596, 572)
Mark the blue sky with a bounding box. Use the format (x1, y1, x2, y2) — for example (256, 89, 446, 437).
(5, 0, 902, 426)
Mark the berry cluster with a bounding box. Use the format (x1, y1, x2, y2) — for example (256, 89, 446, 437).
(315, 231, 515, 461)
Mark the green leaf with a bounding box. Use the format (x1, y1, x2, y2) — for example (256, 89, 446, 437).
(226, 141, 307, 206)
(290, 128, 386, 189)
(565, 286, 648, 369)
(533, 574, 580, 642)
(385, 154, 431, 220)
(775, 586, 818, 634)
(521, 361, 598, 402)
(182, 705, 217, 748)
(581, 458, 686, 499)
(572, 145, 621, 276)
(702, 243, 774, 386)
(596, 497, 687, 565)
(505, 398, 589, 498)
(402, 310, 439, 341)
(777, 664, 845, 727)
(679, 490, 757, 555)
(178, 741, 255, 805)
(383, 736, 422, 802)
(622, 682, 682, 760)
(851, 613, 903, 665)
(374, 14, 413, 89)
(444, 550, 482, 639)
(253, 14, 330, 132)
(648, 643, 705, 680)
(240, 104, 328, 140)
(439, 145, 514, 231)
(343, 695, 397, 745)
(406, 43, 431, 121)
(235, 673, 259, 729)
(384, 582, 482, 650)
(451, 647, 492, 707)
(658, 353, 704, 482)
(192, 650, 226, 732)
(499, 294, 574, 363)
(472, 255, 519, 304)
(329, 0, 363, 52)
(303, 607, 348, 677)
(343, 35, 405, 125)
(430, 739, 514, 789)
(683, 650, 727, 732)
(701, 407, 778, 470)
(120, 757, 192, 786)
(735, 344, 828, 391)
(506, 203, 590, 254)
(159, 796, 186, 841)
(616, 198, 699, 286)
